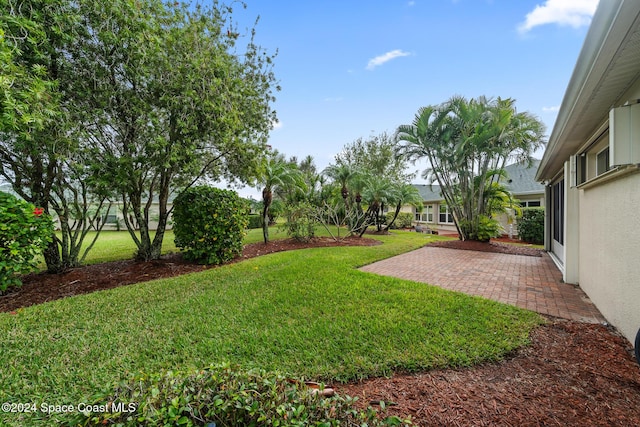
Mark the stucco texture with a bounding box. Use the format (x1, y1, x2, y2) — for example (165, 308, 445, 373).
(579, 172, 640, 342)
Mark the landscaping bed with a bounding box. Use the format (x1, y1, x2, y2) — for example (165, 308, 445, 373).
(338, 319, 640, 426)
(0, 236, 380, 313)
(1, 235, 639, 426)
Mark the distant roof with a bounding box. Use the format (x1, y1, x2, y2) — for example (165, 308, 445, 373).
(413, 184, 442, 202)
(503, 159, 545, 195)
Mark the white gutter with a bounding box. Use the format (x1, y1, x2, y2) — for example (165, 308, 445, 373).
(536, 0, 627, 181)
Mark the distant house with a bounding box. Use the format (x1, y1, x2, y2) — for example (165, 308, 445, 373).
(408, 160, 544, 236)
(535, 0, 640, 343)
(0, 181, 173, 231)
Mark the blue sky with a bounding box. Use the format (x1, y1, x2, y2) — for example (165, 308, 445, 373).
(229, 0, 599, 197)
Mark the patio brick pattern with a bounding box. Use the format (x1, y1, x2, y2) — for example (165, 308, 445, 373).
(360, 246, 606, 323)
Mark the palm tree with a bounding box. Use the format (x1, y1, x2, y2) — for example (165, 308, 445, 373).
(383, 183, 424, 232)
(323, 163, 356, 201)
(360, 175, 398, 234)
(257, 154, 306, 244)
(396, 96, 545, 241)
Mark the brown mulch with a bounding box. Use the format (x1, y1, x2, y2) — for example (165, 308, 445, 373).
(0, 236, 379, 313)
(429, 237, 543, 257)
(2, 235, 639, 426)
(337, 319, 640, 426)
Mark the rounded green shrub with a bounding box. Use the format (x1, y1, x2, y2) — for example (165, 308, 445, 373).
(69, 364, 411, 426)
(385, 212, 414, 229)
(0, 191, 54, 292)
(517, 207, 544, 244)
(172, 186, 248, 265)
(247, 214, 263, 229)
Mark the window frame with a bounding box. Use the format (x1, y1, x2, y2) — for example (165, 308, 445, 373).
(438, 204, 454, 224)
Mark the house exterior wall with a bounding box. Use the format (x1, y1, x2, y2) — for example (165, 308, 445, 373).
(412, 202, 458, 234)
(578, 173, 640, 341)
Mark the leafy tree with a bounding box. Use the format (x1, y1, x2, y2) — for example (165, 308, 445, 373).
(67, 0, 277, 260)
(334, 132, 415, 183)
(326, 132, 418, 235)
(257, 153, 306, 243)
(396, 96, 544, 241)
(0, 0, 111, 271)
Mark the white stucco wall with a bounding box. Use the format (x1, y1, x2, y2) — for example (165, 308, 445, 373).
(579, 172, 640, 343)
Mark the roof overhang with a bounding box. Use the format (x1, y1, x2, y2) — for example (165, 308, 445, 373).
(536, 0, 640, 181)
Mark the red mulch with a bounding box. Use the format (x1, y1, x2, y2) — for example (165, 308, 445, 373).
(2, 235, 639, 426)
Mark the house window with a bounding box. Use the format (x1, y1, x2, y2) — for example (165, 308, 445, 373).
(414, 205, 434, 222)
(439, 204, 454, 224)
(552, 180, 564, 244)
(574, 129, 609, 186)
(522, 200, 541, 208)
(596, 147, 610, 176)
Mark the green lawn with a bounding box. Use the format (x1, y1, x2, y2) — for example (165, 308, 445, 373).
(1, 229, 543, 426)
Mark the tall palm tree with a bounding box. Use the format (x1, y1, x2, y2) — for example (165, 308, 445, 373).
(257, 154, 306, 244)
(396, 96, 545, 241)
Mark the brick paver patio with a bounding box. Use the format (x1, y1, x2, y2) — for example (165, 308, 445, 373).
(360, 246, 605, 323)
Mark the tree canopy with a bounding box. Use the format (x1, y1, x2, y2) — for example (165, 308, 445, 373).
(1, 0, 279, 264)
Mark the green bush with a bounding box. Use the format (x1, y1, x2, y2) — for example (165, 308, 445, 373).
(460, 215, 503, 242)
(0, 191, 53, 292)
(281, 201, 316, 242)
(254, 199, 284, 225)
(517, 208, 544, 244)
(173, 186, 248, 265)
(247, 214, 263, 229)
(69, 364, 411, 426)
(385, 212, 414, 229)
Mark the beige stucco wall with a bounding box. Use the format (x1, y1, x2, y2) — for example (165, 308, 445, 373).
(579, 172, 640, 342)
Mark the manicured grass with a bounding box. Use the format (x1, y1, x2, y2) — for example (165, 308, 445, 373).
(1, 230, 543, 426)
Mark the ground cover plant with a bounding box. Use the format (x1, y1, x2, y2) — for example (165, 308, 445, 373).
(0, 230, 543, 426)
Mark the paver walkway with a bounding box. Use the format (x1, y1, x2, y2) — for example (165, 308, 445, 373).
(360, 246, 605, 323)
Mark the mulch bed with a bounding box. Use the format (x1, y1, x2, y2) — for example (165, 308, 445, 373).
(2, 235, 639, 426)
(0, 236, 379, 313)
(337, 319, 640, 426)
(429, 237, 543, 257)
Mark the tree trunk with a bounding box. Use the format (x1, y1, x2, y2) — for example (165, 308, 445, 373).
(43, 239, 63, 273)
(262, 187, 272, 244)
(383, 202, 402, 232)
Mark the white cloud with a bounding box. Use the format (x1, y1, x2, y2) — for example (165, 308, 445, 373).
(366, 49, 411, 70)
(271, 119, 283, 130)
(518, 0, 599, 33)
(542, 105, 560, 113)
